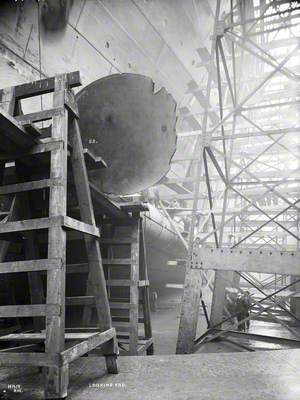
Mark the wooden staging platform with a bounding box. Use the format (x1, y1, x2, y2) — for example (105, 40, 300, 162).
(0, 350, 300, 399)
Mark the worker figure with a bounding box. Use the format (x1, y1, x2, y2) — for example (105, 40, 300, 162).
(236, 290, 252, 331)
(225, 288, 238, 326)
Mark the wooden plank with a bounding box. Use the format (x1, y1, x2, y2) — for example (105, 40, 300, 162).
(0, 344, 42, 353)
(129, 218, 140, 355)
(0, 325, 21, 337)
(107, 279, 134, 286)
(0, 109, 37, 150)
(60, 328, 115, 364)
(109, 302, 133, 310)
(66, 296, 95, 306)
(22, 123, 42, 139)
(0, 352, 59, 367)
(83, 148, 107, 170)
(0, 332, 98, 341)
(15, 107, 64, 124)
(62, 216, 100, 237)
(102, 259, 132, 265)
(0, 179, 53, 195)
(138, 338, 154, 354)
(112, 316, 144, 323)
(0, 140, 63, 161)
(0, 304, 60, 317)
(120, 203, 149, 213)
(0, 217, 52, 233)
(0, 258, 61, 274)
(115, 326, 132, 333)
(66, 263, 89, 273)
(99, 238, 133, 244)
(0, 216, 99, 235)
(14, 71, 81, 99)
(89, 182, 128, 218)
(192, 248, 300, 275)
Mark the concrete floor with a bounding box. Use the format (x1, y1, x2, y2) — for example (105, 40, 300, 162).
(151, 289, 300, 354)
(1, 290, 300, 399)
(1, 349, 300, 399)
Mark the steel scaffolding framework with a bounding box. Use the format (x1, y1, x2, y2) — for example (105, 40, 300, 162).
(157, 0, 300, 354)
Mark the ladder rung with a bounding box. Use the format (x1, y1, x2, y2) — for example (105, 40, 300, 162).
(0, 179, 53, 195)
(0, 140, 63, 162)
(0, 217, 52, 234)
(117, 334, 146, 340)
(112, 316, 144, 323)
(99, 238, 133, 245)
(0, 258, 61, 274)
(0, 216, 99, 237)
(14, 71, 81, 99)
(66, 296, 94, 306)
(66, 263, 88, 273)
(102, 259, 132, 265)
(109, 302, 134, 309)
(0, 304, 60, 318)
(114, 325, 140, 333)
(107, 279, 133, 286)
(15, 107, 65, 124)
(118, 337, 151, 345)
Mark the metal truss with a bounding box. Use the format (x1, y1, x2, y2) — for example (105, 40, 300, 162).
(163, 0, 300, 354)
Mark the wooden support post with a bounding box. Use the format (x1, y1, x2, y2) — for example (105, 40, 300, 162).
(129, 216, 140, 355)
(139, 218, 153, 355)
(210, 271, 231, 327)
(291, 277, 300, 322)
(69, 117, 118, 372)
(44, 74, 69, 399)
(176, 267, 202, 354)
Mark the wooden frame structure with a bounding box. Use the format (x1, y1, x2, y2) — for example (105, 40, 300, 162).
(70, 204, 154, 356)
(0, 72, 118, 398)
(100, 205, 154, 355)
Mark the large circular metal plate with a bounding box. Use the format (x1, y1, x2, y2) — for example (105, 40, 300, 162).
(76, 74, 177, 195)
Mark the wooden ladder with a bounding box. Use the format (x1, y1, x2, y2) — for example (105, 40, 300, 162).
(100, 204, 154, 355)
(73, 203, 154, 355)
(0, 72, 118, 399)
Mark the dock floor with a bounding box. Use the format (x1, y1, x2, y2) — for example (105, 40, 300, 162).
(0, 349, 300, 399)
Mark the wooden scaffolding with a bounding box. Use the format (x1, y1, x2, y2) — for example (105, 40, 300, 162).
(0, 72, 119, 399)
